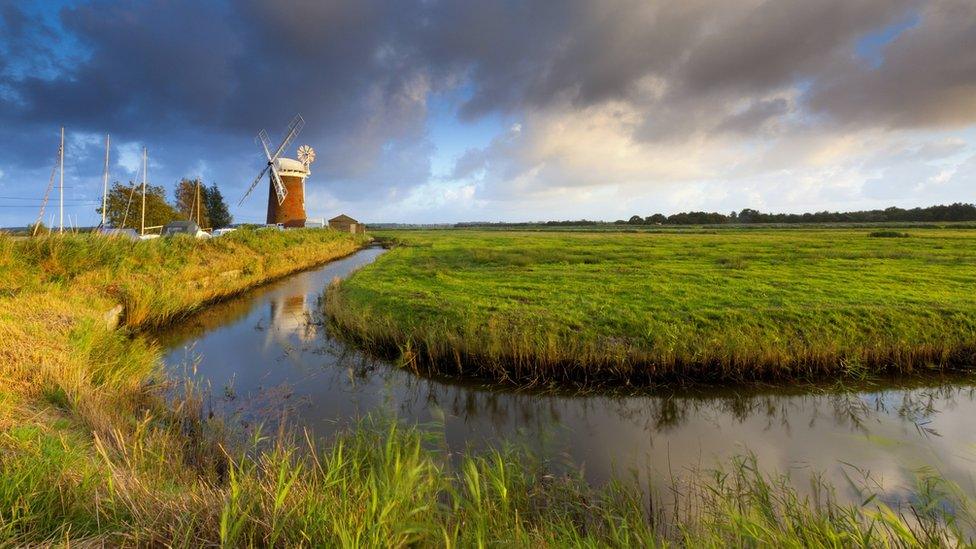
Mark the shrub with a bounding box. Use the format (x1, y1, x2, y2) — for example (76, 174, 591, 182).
(868, 230, 910, 238)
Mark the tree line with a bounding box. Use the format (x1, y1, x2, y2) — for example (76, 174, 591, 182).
(456, 203, 976, 227)
(621, 203, 976, 225)
(97, 178, 232, 229)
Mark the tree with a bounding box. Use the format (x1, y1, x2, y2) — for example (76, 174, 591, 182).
(628, 215, 644, 225)
(202, 183, 232, 228)
(174, 178, 209, 227)
(98, 181, 180, 230)
(738, 208, 761, 223)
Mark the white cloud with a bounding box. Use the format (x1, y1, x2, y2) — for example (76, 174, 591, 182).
(115, 142, 143, 178)
(188, 159, 210, 181)
(444, 93, 976, 220)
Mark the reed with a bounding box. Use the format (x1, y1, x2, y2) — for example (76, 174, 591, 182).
(9, 413, 973, 546)
(328, 229, 976, 385)
(3, 229, 975, 545)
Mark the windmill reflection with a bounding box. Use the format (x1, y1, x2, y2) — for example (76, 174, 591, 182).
(264, 279, 320, 349)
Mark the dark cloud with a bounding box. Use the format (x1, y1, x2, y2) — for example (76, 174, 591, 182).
(0, 0, 437, 213)
(679, 0, 914, 95)
(420, 1, 715, 118)
(450, 148, 489, 180)
(0, 0, 974, 225)
(809, 0, 976, 128)
(3, 2, 238, 128)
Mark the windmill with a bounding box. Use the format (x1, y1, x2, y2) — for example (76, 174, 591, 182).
(239, 115, 317, 227)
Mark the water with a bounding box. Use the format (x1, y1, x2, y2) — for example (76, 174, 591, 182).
(156, 247, 976, 502)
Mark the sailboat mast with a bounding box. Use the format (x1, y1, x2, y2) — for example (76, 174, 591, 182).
(58, 127, 64, 233)
(196, 180, 201, 226)
(141, 147, 147, 236)
(102, 134, 110, 226)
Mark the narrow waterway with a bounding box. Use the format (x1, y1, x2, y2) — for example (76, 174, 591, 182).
(156, 247, 976, 504)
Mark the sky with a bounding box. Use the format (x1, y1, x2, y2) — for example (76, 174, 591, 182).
(0, 0, 973, 227)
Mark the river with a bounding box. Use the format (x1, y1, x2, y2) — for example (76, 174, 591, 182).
(155, 247, 976, 505)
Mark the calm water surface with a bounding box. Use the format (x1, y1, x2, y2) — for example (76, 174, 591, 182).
(156, 247, 976, 502)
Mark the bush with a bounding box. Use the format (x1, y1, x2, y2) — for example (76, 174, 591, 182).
(868, 230, 910, 238)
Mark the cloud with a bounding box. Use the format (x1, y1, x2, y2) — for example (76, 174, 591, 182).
(809, 0, 976, 129)
(919, 152, 976, 203)
(677, 0, 912, 96)
(715, 97, 792, 135)
(115, 142, 143, 178)
(0, 0, 974, 225)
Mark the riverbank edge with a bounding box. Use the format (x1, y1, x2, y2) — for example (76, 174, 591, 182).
(125, 239, 376, 333)
(0, 230, 365, 541)
(323, 310, 976, 387)
(325, 233, 976, 388)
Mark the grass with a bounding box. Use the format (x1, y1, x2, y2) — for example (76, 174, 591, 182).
(2, 228, 975, 545)
(0, 229, 365, 543)
(328, 229, 976, 384)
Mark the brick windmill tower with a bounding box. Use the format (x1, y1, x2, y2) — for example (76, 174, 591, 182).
(239, 115, 317, 227)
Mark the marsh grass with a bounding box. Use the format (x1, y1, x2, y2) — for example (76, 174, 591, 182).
(3, 229, 975, 545)
(329, 229, 976, 385)
(12, 413, 972, 546)
(0, 229, 364, 543)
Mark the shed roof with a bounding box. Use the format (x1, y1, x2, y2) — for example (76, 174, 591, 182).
(328, 214, 358, 223)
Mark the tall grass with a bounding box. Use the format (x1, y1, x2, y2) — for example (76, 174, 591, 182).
(0, 229, 364, 543)
(9, 415, 970, 546)
(3, 229, 975, 545)
(328, 229, 976, 385)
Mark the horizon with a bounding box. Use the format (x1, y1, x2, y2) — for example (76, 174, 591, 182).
(1, 1, 974, 227)
(5, 200, 976, 230)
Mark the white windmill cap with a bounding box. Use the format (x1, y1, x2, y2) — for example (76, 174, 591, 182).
(275, 157, 309, 176)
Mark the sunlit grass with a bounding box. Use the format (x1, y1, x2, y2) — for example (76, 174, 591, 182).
(2, 228, 975, 545)
(0, 229, 366, 543)
(329, 229, 976, 384)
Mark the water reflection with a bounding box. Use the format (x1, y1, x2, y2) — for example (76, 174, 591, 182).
(156, 247, 976, 503)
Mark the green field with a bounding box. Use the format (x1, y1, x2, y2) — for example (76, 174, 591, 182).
(329, 229, 976, 384)
(3, 230, 976, 545)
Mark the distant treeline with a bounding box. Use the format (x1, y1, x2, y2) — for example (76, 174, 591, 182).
(455, 203, 976, 227)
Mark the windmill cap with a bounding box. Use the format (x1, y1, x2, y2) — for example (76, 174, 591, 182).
(275, 157, 309, 176)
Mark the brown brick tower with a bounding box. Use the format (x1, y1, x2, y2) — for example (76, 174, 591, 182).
(266, 158, 309, 227)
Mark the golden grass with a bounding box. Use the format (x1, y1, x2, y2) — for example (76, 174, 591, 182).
(0, 229, 365, 542)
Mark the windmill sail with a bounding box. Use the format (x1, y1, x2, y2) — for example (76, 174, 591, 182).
(239, 114, 305, 207)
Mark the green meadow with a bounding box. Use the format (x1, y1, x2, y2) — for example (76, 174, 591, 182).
(2, 228, 975, 545)
(329, 228, 976, 384)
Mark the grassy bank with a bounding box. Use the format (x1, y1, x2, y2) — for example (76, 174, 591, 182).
(0, 229, 362, 543)
(328, 229, 976, 384)
(2, 229, 974, 545)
